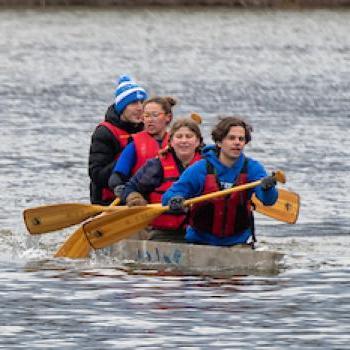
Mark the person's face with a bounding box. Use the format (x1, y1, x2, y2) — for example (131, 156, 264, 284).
(143, 102, 172, 138)
(217, 126, 246, 163)
(170, 126, 200, 161)
(121, 100, 144, 124)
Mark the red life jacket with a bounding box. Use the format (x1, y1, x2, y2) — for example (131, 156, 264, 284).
(99, 121, 131, 202)
(189, 159, 252, 238)
(149, 151, 202, 230)
(131, 131, 169, 175)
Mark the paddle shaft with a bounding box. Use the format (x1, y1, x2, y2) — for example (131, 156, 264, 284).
(183, 169, 285, 207)
(184, 179, 263, 207)
(110, 197, 121, 206)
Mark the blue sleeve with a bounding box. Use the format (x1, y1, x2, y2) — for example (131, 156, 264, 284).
(112, 142, 136, 178)
(247, 158, 278, 206)
(122, 159, 163, 203)
(162, 160, 207, 205)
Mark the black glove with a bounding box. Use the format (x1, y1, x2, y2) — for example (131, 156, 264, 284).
(260, 175, 276, 191)
(113, 185, 125, 198)
(168, 195, 186, 213)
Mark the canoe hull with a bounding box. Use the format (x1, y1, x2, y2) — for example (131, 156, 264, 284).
(110, 238, 284, 275)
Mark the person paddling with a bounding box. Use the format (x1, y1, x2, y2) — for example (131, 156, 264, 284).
(162, 116, 278, 247)
(120, 117, 203, 238)
(88, 75, 147, 205)
(108, 96, 176, 195)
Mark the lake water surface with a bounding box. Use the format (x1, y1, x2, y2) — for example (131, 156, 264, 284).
(0, 7, 349, 348)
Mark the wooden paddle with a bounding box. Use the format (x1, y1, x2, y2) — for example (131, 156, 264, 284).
(54, 197, 121, 258)
(56, 171, 285, 259)
(252, 188, 300, 224)
(23, 199, 121, 235)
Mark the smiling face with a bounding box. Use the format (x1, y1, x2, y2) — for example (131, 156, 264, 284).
(217, 126, 246, 166)
(170, 126, 200, 163)
(143, 102, 172, 139)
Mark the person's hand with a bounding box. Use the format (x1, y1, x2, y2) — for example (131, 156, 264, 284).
(126, 192, 148, 207)
(168, 195, 186, 213)
(260, 175, 276, 191)
(113, 185, 125, 198)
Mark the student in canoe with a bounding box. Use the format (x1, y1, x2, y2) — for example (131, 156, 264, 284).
(162, 116, 278, 246)
(121, 117, 203, 233)
(108, 96, 176, 195)
(88, 75, 147, 205)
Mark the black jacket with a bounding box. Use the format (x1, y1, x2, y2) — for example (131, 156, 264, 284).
(88, 104, 143, 205)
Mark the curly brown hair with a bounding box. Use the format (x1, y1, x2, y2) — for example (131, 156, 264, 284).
(211, 116, 253, 144)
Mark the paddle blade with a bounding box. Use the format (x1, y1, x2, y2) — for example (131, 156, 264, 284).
(83, 205, 166, 250)
(252, 188, 300, 224)
(54, 226, 91, 259)
(23, 203, 122, 235)
(23, 203, 109, 235)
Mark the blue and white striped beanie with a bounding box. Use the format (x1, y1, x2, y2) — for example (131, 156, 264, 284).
(114, 75, 148, 115)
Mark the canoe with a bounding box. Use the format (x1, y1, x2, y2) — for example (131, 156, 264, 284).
(109, 234, 284, 276)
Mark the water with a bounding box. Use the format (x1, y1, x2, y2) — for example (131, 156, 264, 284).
(0, 7, 350, 348)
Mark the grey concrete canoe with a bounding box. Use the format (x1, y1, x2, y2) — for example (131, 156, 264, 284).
(109, 237, 284, 276)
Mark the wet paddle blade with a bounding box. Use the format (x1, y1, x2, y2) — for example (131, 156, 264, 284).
(83, 205, 166, 251)
(252, 188, 300, 224)
(23, 203, 120, 235)
(54, 226, 91, 259)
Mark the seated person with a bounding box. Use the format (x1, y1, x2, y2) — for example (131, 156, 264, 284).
(162, 116, 278, 247)
(108, 96, 176, 195)
(121, 117, 203, 238)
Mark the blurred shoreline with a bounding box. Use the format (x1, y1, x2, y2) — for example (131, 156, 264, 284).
(1, 0, 349, 8)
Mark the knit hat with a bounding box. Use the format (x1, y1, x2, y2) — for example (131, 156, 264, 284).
(114, 75, 148, 115)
